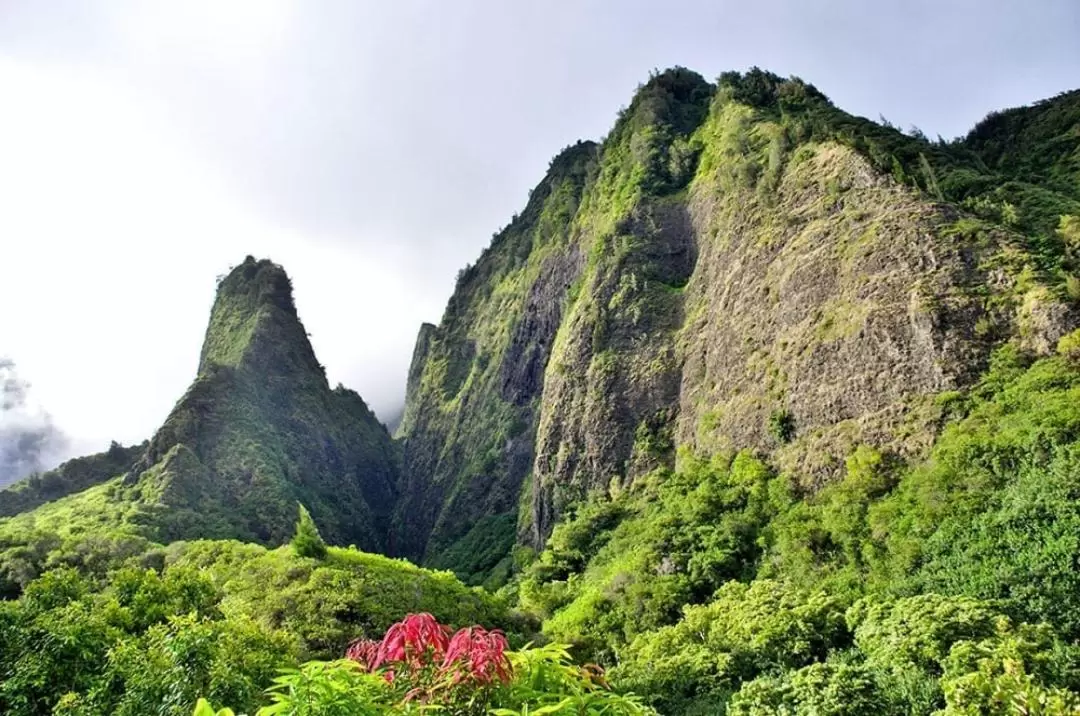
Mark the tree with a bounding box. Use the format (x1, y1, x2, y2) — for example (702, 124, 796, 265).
(291, 504, 328, 559)
(1059, 215, 1080, 261)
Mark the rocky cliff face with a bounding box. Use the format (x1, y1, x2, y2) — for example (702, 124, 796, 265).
(399, 69, 1080, 573)
(392, 143, 597, 577)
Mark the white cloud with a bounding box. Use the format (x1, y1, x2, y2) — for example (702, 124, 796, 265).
(0, 60, 426, 466)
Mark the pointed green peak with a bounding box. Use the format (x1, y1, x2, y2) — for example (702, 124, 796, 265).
(198, 257, 322, 380)
(621, 66, 714, 136)
(215, 256, 297, 316)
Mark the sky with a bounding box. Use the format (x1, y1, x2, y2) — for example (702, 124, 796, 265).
(0, 0, 1078, 481)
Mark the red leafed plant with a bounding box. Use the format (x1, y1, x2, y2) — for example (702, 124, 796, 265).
(343, 638, 380, 671)
(345, 613, 512, 708)
(376, 612, 451, 670)
(442, 626, 512, 685)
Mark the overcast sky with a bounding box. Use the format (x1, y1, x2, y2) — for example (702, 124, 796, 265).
(0, 0, 1077, 479)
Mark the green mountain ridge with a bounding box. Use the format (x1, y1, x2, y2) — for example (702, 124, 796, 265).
(0, 440, 146, 519)
(395, 68, 1080, 578)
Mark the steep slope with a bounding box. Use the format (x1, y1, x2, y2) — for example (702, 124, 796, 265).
(0, 257, 399, 567)
(399, 68, 1080, 578)
(962, 87, 1080, 200)
(393, 142, 599, 578)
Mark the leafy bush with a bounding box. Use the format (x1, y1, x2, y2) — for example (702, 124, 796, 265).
(612, 580, 849, 713)
(291, 504, 328, 560)
(728, 661, 889, 716)
(767, 409, 796, 444)
(849, 594, 1004, 673)
(937, 627, 1080, 715)
(0, 566, 296, 716)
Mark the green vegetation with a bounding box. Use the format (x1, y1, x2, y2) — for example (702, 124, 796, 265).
(0, 512, 513, 715)
(767, 409, 796, 444)
(0, 441, 146, 519)
(290, 504, 328, 560)
(711, 70, 1080, 279)
(427, 513, 518, 590)
(511, 344, 1080, 712)
(198, 616, 652, 716)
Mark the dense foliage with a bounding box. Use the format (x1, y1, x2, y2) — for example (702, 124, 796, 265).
(0, 521, 513, 715)
(513, 335, 1080, 713)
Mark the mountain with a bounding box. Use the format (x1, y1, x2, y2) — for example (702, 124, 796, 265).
(122, 256, 400, 548)
(0, 257, 399, 590)
(395, 68, 1080, 583)
(2, 70, 1076, 586)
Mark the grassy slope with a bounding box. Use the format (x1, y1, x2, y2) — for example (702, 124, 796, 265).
(163, 540, 515, 657)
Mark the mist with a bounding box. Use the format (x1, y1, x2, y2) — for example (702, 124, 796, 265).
(0, 359, 69, 487)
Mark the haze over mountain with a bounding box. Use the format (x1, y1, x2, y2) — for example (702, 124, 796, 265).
(2, 1, 1078, 484)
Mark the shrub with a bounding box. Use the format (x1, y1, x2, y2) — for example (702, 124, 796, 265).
(728, 661, 889, 716)
(612, 580, 848, 713)
(291, 504, 328, 560)
(1057, 329, 1080, 361)
(767, 409, 796, 443)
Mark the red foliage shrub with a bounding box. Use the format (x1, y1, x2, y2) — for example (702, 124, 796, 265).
(376, 613, 451, 670)
(442, 626, 511, 685)
(344, 638, 380, 671)
(345, 613, 512, 702)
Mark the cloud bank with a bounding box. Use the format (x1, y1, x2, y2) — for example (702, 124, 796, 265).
(0, 358, 69, 487)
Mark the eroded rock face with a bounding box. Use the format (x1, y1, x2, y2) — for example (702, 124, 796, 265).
(501, 249, 586, 407)
(525, 141, 1013, 542)
(529, 200, 695, 544)
(674, 143, 996, 485)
